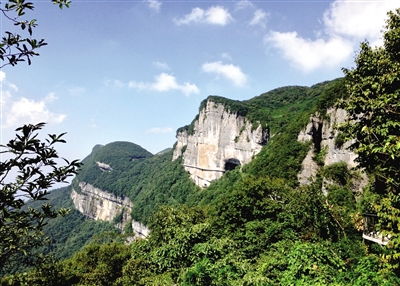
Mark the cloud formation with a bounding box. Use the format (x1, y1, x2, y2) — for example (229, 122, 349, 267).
(68, 86, 86, 96)
(128, 73, 199, 96)
(0, 70, 18, 91)
(174, 6, 233, 26)
(153, 61, 170, 70)
(146, 127, 173, 134)
(266, 32, 353, 72)
(3, 93, 66, 129)
(202, 61, 247, 86)
(1, 72, 65, 129)
(323, 0, 400, 48)
(146, 0, 161, 13)
(249, 9, 268, 28)
(265, 0, 398, 72)
(235, 0, 254, 11)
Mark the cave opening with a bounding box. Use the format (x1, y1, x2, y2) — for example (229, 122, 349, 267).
(224, 158, 241, 171)
(309, 122, 323, 153)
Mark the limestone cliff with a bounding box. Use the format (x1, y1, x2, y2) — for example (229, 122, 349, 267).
(297, 108, 366, 188)
(173, 99, 269, 187)
(71, 182, 149, 239)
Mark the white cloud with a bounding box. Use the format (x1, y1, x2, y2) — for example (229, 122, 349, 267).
(266, 32, 353, 72)
(323, 0, 398, 46)
(128, 73, 199, 96)
(202, 61, 248, 86)
(146, 127, 173, 134)
(221, 53, 232, 61)
(3, 96, 66, 128)
(44, 92, 57, 103)
(7, 82, 18, 92)
(265, 0, 398, 72)
(104, 79, 125, 88)
(0, 72, 65, 129)
(0, 71, 18, 91)
(146, 0, 161, 13)
(235, 0, 254, 11)
(0, 90, 12, 107)
(153, 61, 170, 70)
(0, 71, 66, 128)
(249, 9, 268, 28)
(174, 6, 233, 26)
(68, 86, 86, 96)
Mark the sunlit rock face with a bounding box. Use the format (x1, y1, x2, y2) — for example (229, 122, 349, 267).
(71, 182, 149, 238)
(297, 108, 359, 185)
(173, 99, 269, 188)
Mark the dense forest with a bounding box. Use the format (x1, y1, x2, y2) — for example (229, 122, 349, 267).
(2, 6, 400, 286)
(2, 76, 397, 285)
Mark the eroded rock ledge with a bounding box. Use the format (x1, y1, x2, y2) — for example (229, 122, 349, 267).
(173, 99, 269, 188)
(297, 108, 361, 186)
(71, 182, 149, 239)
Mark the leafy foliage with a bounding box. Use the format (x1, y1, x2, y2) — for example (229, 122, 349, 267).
(0, 123, 81, 274)
(74, 147, 199, 224)
(339, 8, 400, 267)
(6, 10, 400, 283)
(0, 0, 70, 67)
(32, 187, 122, 262)
(13, 71, 396, 284)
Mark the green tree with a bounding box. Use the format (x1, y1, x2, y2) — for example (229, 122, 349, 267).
(340, 8, 400, 268)
(0, 0, 70, 68)
(0, 123, 81, 273)
(56, 242, 130, 286)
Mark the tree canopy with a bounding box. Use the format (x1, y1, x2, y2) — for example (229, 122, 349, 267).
(0, 0, 70, 68)
(0, 123, 81, 274)
(340, 8, 400, 268)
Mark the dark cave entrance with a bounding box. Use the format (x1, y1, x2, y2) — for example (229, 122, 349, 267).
(307, 121, 323, 153)
(224, 158, 241, 171)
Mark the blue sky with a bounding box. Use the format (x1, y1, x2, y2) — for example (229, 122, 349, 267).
(0, 0, 398, 162)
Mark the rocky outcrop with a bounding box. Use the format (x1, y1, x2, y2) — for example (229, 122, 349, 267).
(71, 182, 149, 238)
(297, 108, 359, 185)
(173, 99, 269, 187)
(96, 161, 112, 171)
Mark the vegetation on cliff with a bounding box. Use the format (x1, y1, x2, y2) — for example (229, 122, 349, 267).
(3, 7, 400, 286)
(11, 75, 394, 285)
(177, 78, 343, 138)
(73, 144, 199, 224)
(339, 7, 400, 270)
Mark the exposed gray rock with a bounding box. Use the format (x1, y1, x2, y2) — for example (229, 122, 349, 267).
(131, 220, 150, 238)
(71, 182, 149, 239)
(96, 161, 113, 172)
(322, 108, 358, 167)
(298, 148, 320, 185)
(298, 108, 359, 185)
(173, 99, 268, 188)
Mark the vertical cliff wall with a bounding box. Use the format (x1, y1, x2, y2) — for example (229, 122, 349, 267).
(297, 108, 365, 188)
(173, 99, 269, 187)
(71, 182, 149, 239)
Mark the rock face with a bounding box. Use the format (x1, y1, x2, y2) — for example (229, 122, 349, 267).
(297, 108, 359, 185)
(96, 161, 112, 172)
(71, 182, 149, 238)
(173, 99, 269, 187)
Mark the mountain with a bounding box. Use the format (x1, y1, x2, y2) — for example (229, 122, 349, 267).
(17, 77, 386, 284)
(46, 77, 358, 242)
(70, 141, 199, 232)
(40, 78, 354, 240)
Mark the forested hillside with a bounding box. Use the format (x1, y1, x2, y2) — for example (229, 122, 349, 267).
(3, 8, 400, 284)
(2, 0, 400, 284)
(5, 75, 397, 285)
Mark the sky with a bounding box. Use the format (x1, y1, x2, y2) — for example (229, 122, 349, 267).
(0, 0, 398, 163)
